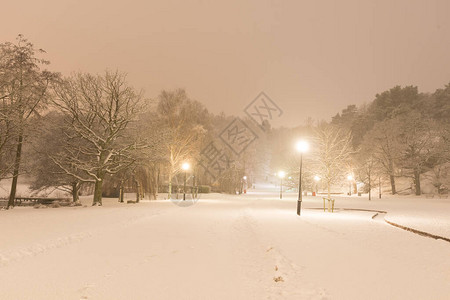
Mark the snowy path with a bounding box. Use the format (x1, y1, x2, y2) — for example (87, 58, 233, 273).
(1, 193, 450, 299)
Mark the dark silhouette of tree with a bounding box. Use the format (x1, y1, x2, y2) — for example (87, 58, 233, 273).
(0, 35, 58, 209)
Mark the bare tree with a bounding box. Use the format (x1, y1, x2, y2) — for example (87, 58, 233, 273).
(0, 35, 58, 209)
(51, 71, 143, 205)
(396, 112, 443, 195)
(355, 141, 380, 200)
(132, 109, 169, 200)
(0, 94, 16, 180)
(363, 118, 403, 194)
(312, 124, 353, 208)
(156, 89, 208, 199)
(28, 111, 86, 203)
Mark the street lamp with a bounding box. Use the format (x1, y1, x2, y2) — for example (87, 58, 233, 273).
(347, 174, 353, 196)
(241, 176, 247, 194)
(182, 162, 190, 200)
(278, 171, 286, 199)
(296, 140, 309, 215)
(314, 175, 320, 195)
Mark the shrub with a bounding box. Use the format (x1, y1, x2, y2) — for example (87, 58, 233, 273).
(198, 185, 210, 193)
(50, 201, 61, 208)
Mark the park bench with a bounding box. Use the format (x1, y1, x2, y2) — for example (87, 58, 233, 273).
(14, 197, 71, 206)
(425, 193, 435, 199)
(323, 197, 335, 212)
(438, 194, 448, 199)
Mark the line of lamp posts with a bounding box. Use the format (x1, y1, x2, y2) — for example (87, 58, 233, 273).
(179, 140, 357, 216)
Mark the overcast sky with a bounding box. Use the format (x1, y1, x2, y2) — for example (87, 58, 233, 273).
(2, 0, 450, 127)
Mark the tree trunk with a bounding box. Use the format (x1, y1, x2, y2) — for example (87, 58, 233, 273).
(168, 171, 173, 199)
(92, 179, 103, 206)
(414, 169, 421, 196)
(389, 174, 396, 195)
(72, 181, 80, 203)
(135, 179, 140, 203)
(327, 180, 331, 212)
(388, 158, 397, 195)
(119, 181, 124, 203)
(379, 177, 382, 199)
(7, 133, 23, 209)
(368, 173, 371, 201)
(149, 168, 157, 200)
(168, 181, 172, 199)
(156, 164, 160, 196)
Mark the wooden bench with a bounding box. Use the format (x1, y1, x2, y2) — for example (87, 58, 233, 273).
(323, 197, 335, 212)
(14, 197, 71, 206)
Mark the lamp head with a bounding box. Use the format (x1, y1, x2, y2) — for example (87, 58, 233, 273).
(296, 140, 309, 153)
(278, 171, 286, 178)
(182, 162, 190, 171)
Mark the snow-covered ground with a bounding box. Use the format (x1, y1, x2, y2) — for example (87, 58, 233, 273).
(1, 185, 450, 299)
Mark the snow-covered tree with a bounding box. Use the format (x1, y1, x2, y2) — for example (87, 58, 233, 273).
(396, 112, 443, 195)
(51, 71, 143, 205)
(156, 89, 208, 198)
(312, 123, 353, 207)
(361, 118, 403, 194)
(0, 35, 58, 208)
(355, 138, 382, 200)
(28, 111, 87, 203)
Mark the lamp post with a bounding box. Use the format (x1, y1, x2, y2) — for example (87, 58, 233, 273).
(242, 176, 247, 194)
(182, 162, 190, 200)
(347, 174, 353, 196)
(296, 140, 309, 216)
(278, 171, 286, 199)
(314, 175, 320, 195)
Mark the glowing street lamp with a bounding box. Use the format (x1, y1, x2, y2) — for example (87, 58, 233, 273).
(182, 162, 190, 200)
(278, 171, 286, 199)
(296, 140, 309, 216)
(314, 175, 321, 195)
(241, 176, 248, 194)
(347, 174, 353, 196)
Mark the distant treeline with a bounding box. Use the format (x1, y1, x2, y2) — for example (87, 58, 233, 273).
(1, 35, 449, 209)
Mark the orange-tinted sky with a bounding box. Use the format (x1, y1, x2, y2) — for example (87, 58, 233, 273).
(2, 0, 450, 127)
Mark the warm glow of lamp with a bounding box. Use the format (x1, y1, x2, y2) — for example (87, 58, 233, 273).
(243, 176, 247, 180)
(296, 140, 309, 153)
(182, 162, 190, 171)
(278, 171, 286, 178)
(347, 175, 353, 181)
(314, 175, 321, 182)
